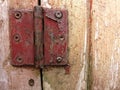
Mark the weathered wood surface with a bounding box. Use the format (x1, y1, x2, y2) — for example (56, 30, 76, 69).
(0, 0, 41, 90)
(90, 0, 120, 90)
(41, 0, 88, 90)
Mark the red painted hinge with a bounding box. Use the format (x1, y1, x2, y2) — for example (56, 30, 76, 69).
(9, 6, 69, 71)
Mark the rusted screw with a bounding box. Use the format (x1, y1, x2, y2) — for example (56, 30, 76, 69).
(16, 56, 23, 63)
(55, 11, 63, 19)
(56, 57, 63, 63)
(14, 34, 20, 42)
(28, 79, 34, 86)
(14, 11, 22, 19)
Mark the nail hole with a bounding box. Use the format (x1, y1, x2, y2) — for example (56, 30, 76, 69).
(28, 79, 34, 86)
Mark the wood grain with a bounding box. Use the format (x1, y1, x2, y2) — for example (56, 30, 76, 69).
(91, 0, 120, 89)
(0, 0, 41, 90)
(41, 0, 89, 90)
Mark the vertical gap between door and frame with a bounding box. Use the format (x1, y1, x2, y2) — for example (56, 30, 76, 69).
(38, 1, 44, 90)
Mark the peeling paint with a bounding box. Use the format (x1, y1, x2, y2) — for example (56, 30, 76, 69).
(94, 50, 97, 69)
(42, 0, 88, 90)
(0, 2, 9, 85)
(44, 81, 53, 90)
(95, 21, 99, 40)
(0, 0, 4, 4)
(109, 39, 119, 89)
(0, 0, 42, 90)
(0, 69, 8, 83)
(91, 0, 120, 89)
(76, 0, 88, 90)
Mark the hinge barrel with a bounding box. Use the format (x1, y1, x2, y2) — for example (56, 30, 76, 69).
(34, 6, 44, 67)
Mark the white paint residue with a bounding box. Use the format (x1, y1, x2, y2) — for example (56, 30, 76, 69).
(0, 0, 10, 67)
(44, 81, 53, 90)
(0, 0, 4, 4)
(76, 53, 86, 90)
(110, 39, 119, 89)
(94, 50, 97, 69)
(95, 21, 99, 40)
(76, 26, 87, 89)
(41, 0, 51, 8)
(83, 25, 88, 53)
(76, 0, 88, 89)
(104, 13, 109, 27)
(0, 0, 9, 88)
(0, 69, 8, 83)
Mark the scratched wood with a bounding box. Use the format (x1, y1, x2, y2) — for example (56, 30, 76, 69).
(0, 0, 41, 90)
(41, 0, 89, 90)
(90, 0, 120, 90)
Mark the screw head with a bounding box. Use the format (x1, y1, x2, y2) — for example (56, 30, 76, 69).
(14, 34, 20, 42)
(14, 11, 22, 19)
(55, 11, 63, 19)
(56, 57, 63, 63)
(16, 56, 23, 63)
(59, 35, 64, 41)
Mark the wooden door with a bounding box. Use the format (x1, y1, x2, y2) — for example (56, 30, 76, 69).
(1, 0, 120, 90)
(41, 0, 88, 90)
(90, 0, 120, 90)
(0, 0, 41, 90)
(0, 0, 88, 89)
(41, 0, 120, 90)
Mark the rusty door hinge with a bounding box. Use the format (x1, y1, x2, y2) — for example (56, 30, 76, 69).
(9, 6, 69, 73)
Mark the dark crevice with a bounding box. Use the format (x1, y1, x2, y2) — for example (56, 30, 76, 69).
(38, 0, 41, 5)
(38, 0, 43, 90)
(87, 0, 93, 90)
(40, 68, 44, 90)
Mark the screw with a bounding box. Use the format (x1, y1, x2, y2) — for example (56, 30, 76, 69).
(14, 11, 22, 19)
(16, 56, 23, 63)
(56, 57, 63, 63)
(28, 79, 34, 86)
(59, 35, 64, 41)
(55, 11, 63, 19)
(14, 34, 20, 42)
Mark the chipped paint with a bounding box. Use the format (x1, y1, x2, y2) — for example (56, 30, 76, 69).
(41, 0, 51, 8)
(0, 0, 42, 89)
(42, 0, 88, 90)
(76, 0, 88, 90)
(95, 21, 99, 40)
(109, 38, 119, 89)
(91, 0, 120, 89)
(44, 81, 53, 90)
(0, 0, 9, 89)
